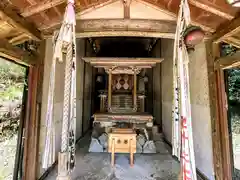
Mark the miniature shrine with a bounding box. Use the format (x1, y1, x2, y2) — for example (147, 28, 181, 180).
(83, 57, 163, 153)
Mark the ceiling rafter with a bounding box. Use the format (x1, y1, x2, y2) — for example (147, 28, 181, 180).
(135, 0, 215, 32)
(38, 17, 61, 30)
(25, 0, 50, 21)
(39, 0, 215, 33)
(0, 3, 42, 41)
(213, 15, 240, 43)
(9, 33, 31, 45)
(53, 6, 62, 17)
(0, 38, 37, 65)
(188, 0, 234, 20)
(223, 37, 240, 49)
(39, 0, 117, 30)
(21, 0, 65, 17)
(77, 0, 118, 17)
(214, 51, 240, 69)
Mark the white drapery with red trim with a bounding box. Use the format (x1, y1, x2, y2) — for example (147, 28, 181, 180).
(172, 0, 197, 179)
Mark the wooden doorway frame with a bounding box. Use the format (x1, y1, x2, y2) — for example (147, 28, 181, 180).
(211, 44, 240, 180)
(0, 40, 46, 180)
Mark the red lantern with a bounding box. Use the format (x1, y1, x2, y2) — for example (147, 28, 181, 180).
(183, 25, 205, 47)
(226, 0, 240, 7)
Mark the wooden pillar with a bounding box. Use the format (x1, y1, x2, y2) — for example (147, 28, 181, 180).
(138, 95, 145, 112)
(206, 41, 224, 180)
(133, 72, 137, 112)
(108, 70, 112, 112)
(23, 41, 45, 180)
(216, 69, 232, 180)
(99, 94, 107, 112)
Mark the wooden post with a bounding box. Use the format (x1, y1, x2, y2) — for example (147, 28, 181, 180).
(138, 95, 145, 112)
(133, 72, 137, 112)
(99, 94, 107, 112)
(206, 41, 224, 180)
(111, 138, 115, 167)
(56, 152, 71, 180)
(23, 41, 45, 180)
(216, 69, 232, 180)
(108, 70, 112, 112)
(130, 139, 133, 167)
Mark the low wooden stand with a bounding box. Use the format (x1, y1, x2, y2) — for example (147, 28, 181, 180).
(108, 128, 136, 167)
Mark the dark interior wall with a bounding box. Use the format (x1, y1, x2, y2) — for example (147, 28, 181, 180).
(160, 39, 174, 143)
(76, 38, 85, 139)
(82, 40, 93, 133)
(146, 69, 153, 114)
(151, 40, 162, 127)
(96, 37, 150, 57)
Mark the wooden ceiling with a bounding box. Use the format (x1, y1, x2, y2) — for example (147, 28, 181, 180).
(0, 0, 239, 47)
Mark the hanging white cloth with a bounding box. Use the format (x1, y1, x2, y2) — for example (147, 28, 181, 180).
(42, 0, 77, 172)
(42, 34, 58, 169)
(172, 0, 197, 179)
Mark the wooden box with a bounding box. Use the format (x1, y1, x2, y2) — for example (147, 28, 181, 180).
(108, 128, 136, 166)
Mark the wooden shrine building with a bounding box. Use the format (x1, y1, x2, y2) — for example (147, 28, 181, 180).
(0, 0, 239, 180)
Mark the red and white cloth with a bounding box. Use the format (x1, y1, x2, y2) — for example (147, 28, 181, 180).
(172, 0, 197, 179)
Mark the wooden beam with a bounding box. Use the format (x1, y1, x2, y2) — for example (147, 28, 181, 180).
(0, 3, 42, 40)
(21, 0, 65, 17)
(213, 15, 240, 43)
(25, 0, 50, 22)
(77, 19, 176, 32)
(82, 57, 163, 68)
(44, 31, 175, 39)
(223, 37, 240, 49)
(0, 39, 38, 65)
(189, 0, 234, 20)
(9, 33, 31, 45)
(215, 51, 240, 69)
(41, 19, 176, 38)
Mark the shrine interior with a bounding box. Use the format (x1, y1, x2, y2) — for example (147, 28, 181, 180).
(44, 37, 179, 179)
(73, 36, 167, 156)
(92, 39, 160, 112)
(85, 38, 161, 129)
(40, 35, 215, 180)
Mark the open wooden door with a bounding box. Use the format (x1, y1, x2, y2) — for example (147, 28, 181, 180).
(214, 50, 240, 180)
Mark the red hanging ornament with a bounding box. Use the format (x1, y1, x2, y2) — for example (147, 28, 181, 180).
(183, 25, 205, 47)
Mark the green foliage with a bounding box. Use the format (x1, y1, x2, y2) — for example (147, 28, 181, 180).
(228, 68, 240, 103)
(221, 43, 238, 56)
(221, 43, 240, 104)
(0, 58, 26, 101)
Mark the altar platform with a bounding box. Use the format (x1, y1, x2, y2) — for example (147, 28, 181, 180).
(93, 112, 153, 124)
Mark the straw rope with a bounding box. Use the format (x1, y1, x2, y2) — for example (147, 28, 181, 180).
(61, 42, 73, 152)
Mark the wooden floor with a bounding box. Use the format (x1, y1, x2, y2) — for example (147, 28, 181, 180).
(44, 133, 180, 180)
